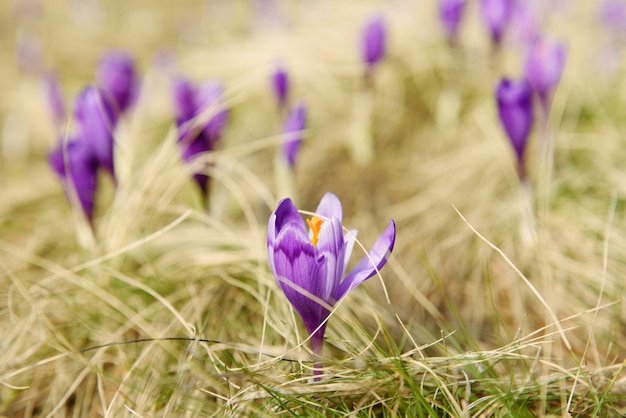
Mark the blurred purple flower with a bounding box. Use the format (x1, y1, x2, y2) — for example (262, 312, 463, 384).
(73, 86, 118, 181)
(48, 139, 99, 223)
(271, 62, 289, 109)
(96, 50, 139, 114)
(42, 72, 66, 127)
(510, 2, 540, 47)
(196, 82, 229, 143)
(282, 101, 306, 169)
(480, 0, 514, 45)
(439, 0, 466, 45)
(171, 77, 229, 196)
(496, 78, 533, 177)
(267, 193, 396, 375)
(524, 37, 566, 106)
(361, 15, 387, 70)
(172, 77, 197, 124)
(600, 0, 626, 37)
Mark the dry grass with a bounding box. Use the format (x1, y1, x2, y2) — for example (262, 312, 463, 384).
(1, 0, 626, 416)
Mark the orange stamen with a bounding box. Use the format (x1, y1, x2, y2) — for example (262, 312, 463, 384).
(306, 216, 324, 247)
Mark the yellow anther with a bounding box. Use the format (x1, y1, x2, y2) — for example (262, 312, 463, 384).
(306, 217, 324, 247)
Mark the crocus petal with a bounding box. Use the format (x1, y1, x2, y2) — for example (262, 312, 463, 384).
(315, 192, 343, 221)
(96, 50, 138, 114)
(480, 0, 513, 44)
(49, 139, 99, 222)
(361, 15, 387, 68)
(496, 78, 533, 163)
(315, 217, 345, 304)
(271, 224, 329, 336)
(274, 198, 307, 235)
(439, 0, 466, 43)
(271, 62, 289, 108)
(282, 101, 307, 169)
(203, 106, 229, 146)
(524, 37, 567, 104)
(171, 77, 197, 123)
(73, 86, 117, 180)
(181, 135, 208, 163)
(268, 197, 307, 259)
(342, 229, 358, 276)
(335, 220, 396, 301)
(269, 197, 315, 290)
(197, 81, 228, 142)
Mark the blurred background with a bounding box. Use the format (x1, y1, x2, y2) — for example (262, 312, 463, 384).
(2, 0, 626, 415)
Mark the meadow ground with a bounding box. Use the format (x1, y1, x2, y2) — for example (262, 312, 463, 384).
(1, 1, 626, 416)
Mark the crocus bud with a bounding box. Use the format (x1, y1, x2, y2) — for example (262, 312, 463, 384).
(96, 50, 138, 114)
(49, 139, 99, 223)
(271, 62, 289, 109)
(361, 15, 387, 70)
(524, 37, 566, 107)
(496, 78, 533, 177)
(73, 86, 118, 181)
(282, 101, 307, 169)
(480, 0, 513, 45)
(439, 0, 466, 45)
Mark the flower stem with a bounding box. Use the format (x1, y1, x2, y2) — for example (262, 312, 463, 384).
(310, 329, 324, 382)
(519, 176, 537, 246)
(274, 151, 296, 202)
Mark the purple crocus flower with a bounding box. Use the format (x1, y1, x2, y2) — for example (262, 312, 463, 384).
(171, 77, 229, 196)
(480, 0, 513, 45)
(271, 62, 289, 109)
(361, 15, 387, 70)
(73, 86, 118, 181)
(96, 50, 138, 114)
(268, 193, 396, 376)
(524, 37, 566, 107)
(496, 78, 534, 178)
(48, 139, 99, 223)
(281, 101, 307, 169)
(439, 0, 466, 45)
